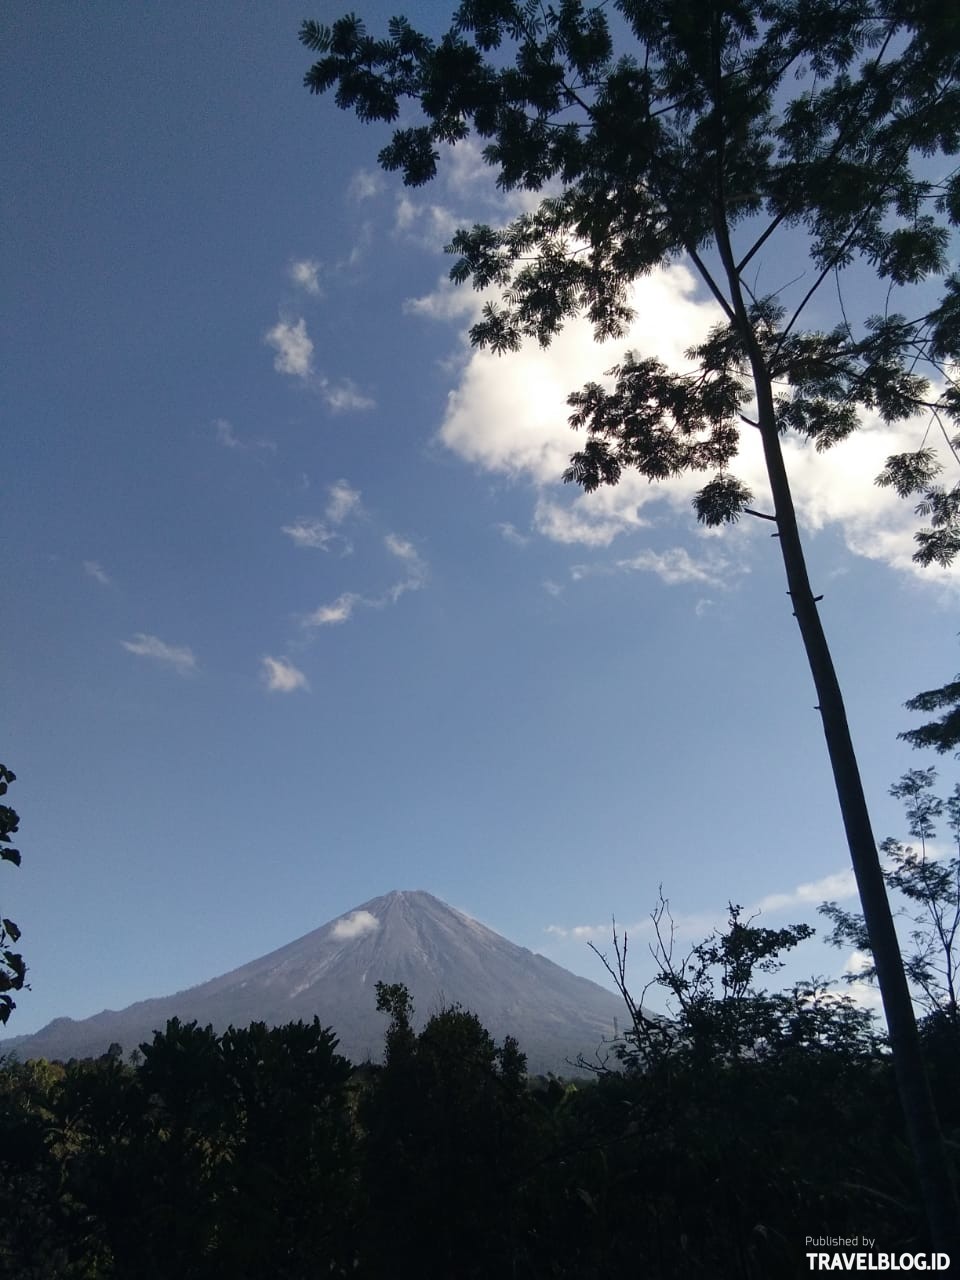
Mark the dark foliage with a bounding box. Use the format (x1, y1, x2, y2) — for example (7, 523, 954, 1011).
(1, 914, 957, 1277)
(0, 765, 26, 1026)
(901, 657, 960, 756)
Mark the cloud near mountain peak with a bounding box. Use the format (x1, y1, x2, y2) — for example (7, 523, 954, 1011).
(331, 910, 380, 940)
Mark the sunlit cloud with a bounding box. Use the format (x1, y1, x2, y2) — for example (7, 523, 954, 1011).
(301, 535, 428, 628)
(410, 249, 959, 582)
(404, 276, 480, 323)
(326, 480, 362, 523)
(385, 534, 421, 564)
(261, 656, 310, 693)
(121, 633, 196, 675)
(83, 560, 110, 586)
(264, 316, 373, 408)
(385, 532, 428, 600)
(265, 316, 314, 379)
(317, 376, 375, 412)
(304, 593, 360, 627)
(289, 258, 322, 295)
(533, 491, 651, 547)
(282, 482, 362, 554)
(331, 909, 380, 940)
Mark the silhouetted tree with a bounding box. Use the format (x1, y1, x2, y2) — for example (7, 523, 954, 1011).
(362, 985, 533, 1278)
(901, 650, 960, 756)
(301, 1, 960, 1244)
(823, 768, 960, 1028)
(0, 765, 26, 1025)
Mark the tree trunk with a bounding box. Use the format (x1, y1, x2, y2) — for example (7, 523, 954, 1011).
(750, 348, 960, 1253)
(704, 193, 959, 1245)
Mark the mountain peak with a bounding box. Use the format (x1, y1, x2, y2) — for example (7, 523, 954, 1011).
(2, 890, 624, 1074)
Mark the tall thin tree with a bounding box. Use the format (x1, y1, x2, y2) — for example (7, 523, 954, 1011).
(301, 0, 960, 1245)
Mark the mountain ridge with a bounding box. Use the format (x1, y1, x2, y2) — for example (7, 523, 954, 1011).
(0, 890, 626, 1074)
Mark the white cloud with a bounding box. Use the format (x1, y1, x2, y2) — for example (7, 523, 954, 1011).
(546, 870, 860, 951)
(301, 536, 428, 629)
(544, 922, 605, 940)
(332, 909, 380, 940)
(83, 560, 110, 586)
(317, 376, 375, 412)
(283, 483, 362, 554)
(435, 264, 718, 484)
(441, 137, 495, 198)
(261, 656, 310, 693)
(213, 417, 275, 453)
(304, 593, 360, 627)
(264, 318, 373, 408)
(348, 169, 382, 201)
(615, 547, 730, 587)
(393, 194, 463, 249)
(215, 418, 242, 449)
(533, 494, 646, 547)
(289, 258, 322, 295)
(384, 532, 422, 569)
(326, 480, 362, 524)
(733, 411, 960, 585)
(754, 869, 858, 915)
(265, 316, 314, 379)
(542, 579, 564, 597)
(545, 906, 720, 945)
(840, 950, 885, 1015)
(411, 250, 959, 582)
(282, 519, 339, 551)
(121, 633, 196, 675)
(394, 195, 419, 234)
(404, 276, 481, 324)
(496, 521, 529, 546)
(385, 533, 428, 600)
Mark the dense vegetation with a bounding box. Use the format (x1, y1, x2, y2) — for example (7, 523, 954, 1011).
(3, 860, 957, 1278)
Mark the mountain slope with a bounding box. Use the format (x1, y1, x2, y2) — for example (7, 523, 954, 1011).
(0, 891, 625, 1074)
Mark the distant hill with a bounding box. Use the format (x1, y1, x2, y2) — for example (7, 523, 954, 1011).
(0, 890, 627, 1074)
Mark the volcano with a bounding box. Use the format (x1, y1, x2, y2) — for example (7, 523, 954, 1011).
(1, 890, 625, 1074)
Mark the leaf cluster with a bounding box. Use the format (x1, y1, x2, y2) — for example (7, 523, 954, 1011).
(303, 0, 960, 559)
(901, 669, 960, 756)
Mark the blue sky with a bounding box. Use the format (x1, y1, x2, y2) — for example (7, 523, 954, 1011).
(3, 1, 958, 1040)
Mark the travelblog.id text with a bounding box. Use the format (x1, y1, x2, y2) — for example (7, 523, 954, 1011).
(805, 1237, 951, 1272)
